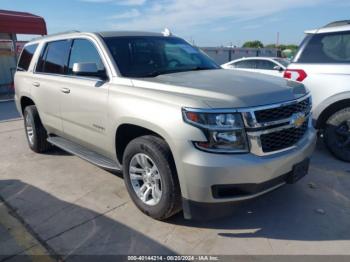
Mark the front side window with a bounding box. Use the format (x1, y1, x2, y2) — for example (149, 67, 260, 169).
(298, 31, 350, 63)
(36, 40, 71, 74)
(17, 44, 38, 71)
(103, 36, 219, 77)
(68, 39, 105, 75)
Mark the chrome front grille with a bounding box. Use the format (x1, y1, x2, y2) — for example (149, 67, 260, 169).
(254, 97, 311, 123)
(260, 121, 308, 153)
(240, 94, 311, 156)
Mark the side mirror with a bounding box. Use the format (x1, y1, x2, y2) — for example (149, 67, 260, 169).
(273, 65, 284, 72)
(72, 62, 107, 80)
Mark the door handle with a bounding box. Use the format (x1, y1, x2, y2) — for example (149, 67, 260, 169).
(32, 82, 40, 87)
(61, 87, 70, 94)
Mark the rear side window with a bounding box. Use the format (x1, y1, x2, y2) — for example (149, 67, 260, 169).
(256, 60, 275, 70)
(17, 44, 38, 71)
(234, 60, 257, 69)
(36, 40, 71, 74)
(298, 31, 350, 63)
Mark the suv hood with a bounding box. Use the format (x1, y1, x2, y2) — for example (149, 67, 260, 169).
(131, 69, 308, 108)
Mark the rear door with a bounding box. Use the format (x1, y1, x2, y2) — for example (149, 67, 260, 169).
(60, 38, 110, 156)
(31, 40, 71, 135)
(15, 43, 39, 112)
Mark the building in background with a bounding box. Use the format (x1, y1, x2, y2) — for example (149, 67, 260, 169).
(0, 9, 46, 98)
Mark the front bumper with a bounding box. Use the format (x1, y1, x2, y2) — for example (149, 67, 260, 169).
(178, 128, 316, 219)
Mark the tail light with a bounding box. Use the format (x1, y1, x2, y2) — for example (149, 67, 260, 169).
(283, 69, 307, 82)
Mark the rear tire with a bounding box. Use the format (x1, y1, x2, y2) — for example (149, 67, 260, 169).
(324, 107, 350, 162)
(122, 135, 181, 220)
(23, 105, 52, 153)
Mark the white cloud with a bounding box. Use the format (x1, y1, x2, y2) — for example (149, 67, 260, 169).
(108, 0, 328, 32)
(80, 0, 113, 2)
(108, 9, 140, 19)
(80, 0, 146, 5)
(119, 0, 146, 5)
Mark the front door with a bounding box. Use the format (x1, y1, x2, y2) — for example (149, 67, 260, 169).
(60, 38, 110, 155)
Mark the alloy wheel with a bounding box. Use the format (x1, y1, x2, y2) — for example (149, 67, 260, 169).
(129, 153, 162, 206)
(335, 120, 350, 149)
(25, 113, 34, 145)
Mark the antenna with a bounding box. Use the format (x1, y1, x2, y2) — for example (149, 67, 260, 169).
(162, 28, 172, 37)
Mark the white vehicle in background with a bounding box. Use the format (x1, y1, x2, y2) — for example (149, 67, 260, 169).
(284, 20, 350, 162)
(221, 57, 290, 77)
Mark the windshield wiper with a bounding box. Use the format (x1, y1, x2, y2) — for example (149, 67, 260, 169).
(141, 69, 184, 77)
(187, 66, 215, 71)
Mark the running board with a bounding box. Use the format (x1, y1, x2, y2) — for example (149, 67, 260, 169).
(47, 136, 121, 171)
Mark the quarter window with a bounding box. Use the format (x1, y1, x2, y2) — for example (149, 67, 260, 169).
(68, 39, 105, 75)
(298, 31, 350, 63)
(36, 40, 71, 74)
(17, 44, 38, 71)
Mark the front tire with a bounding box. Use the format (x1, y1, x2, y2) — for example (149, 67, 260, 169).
(324, 107, 350, 162)
(23, 105, 52, 153)
(122, 135, 181, 220)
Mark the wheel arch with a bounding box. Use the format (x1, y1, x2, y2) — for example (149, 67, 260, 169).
(114, 122, 175, 166)
(20, 96, 35, 114)
(316, 98, 350, 129)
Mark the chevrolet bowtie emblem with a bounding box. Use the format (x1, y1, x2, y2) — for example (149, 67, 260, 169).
(290, 112, 306, 128)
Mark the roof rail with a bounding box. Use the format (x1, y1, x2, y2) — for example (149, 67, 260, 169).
(323, 20, 350, 28)
(31, 30, 81, 41)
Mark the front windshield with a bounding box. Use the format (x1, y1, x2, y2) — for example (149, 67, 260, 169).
(103, 36, 220, 77)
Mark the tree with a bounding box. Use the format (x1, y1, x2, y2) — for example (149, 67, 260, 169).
(242, 40, 264, 48)
(265, 43, 277, 48)
(265, 43, 299, 50)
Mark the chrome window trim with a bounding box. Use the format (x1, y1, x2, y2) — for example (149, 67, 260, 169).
(32, 71, 110, 83)
(33, 36, 112, 81)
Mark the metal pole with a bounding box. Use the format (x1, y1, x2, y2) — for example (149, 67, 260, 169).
(10, 33, 17, 97)
(10, 33, 17, 63)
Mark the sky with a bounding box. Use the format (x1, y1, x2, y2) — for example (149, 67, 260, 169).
(1, 0, 349, 46)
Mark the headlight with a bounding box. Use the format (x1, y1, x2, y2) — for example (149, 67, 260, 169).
(182, 108, 249, 153)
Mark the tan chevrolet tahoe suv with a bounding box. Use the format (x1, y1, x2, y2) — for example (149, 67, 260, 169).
(15, 31, 316, 220)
